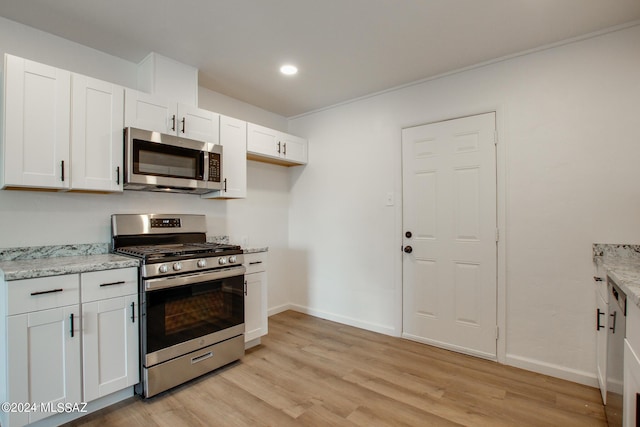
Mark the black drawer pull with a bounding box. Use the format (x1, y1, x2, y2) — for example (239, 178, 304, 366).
(30, 288, 63, 296)
(70, 313, 75, 338)
(131, 301, 136, 323)
(100, 281, 126, 287)
(249, 261, 263, 265)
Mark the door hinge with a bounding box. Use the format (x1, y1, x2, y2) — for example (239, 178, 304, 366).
(495, 228, 500, 243)
(494, 131, 498, 146)
(496, 326, 499, 340)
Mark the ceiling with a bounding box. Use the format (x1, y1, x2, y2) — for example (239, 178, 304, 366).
(1, 1, 639, 118)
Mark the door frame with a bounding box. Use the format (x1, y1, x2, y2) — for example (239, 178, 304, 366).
(394, 107, 507, 363)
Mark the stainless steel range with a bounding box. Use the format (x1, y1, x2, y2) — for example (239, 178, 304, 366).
(111, 214, 245, 398)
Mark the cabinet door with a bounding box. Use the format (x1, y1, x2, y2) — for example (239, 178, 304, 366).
(203, 115, 246, 199)
(247, 123, 279, 159)
(177, 103, 219, 145)
(624, 340, 640, 426)
(71, 74, 124, 192)
(7, 305, 81, 425)
(244, 271, 267, 343)
(82, 294, 139, 402)
(3, 54, 70, 189)
(280, 132, 308, 164)
(124, 88, 176, 134)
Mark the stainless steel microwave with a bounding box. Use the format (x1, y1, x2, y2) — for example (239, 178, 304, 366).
(124, 127, 222, 194)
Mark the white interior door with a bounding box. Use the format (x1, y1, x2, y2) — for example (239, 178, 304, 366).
(402, 112, 497, 359)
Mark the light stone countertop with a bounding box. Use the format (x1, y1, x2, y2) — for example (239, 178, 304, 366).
(594, 244, 640, 309)
(0, 254, 140, 281)
(243, 247, 268, 254)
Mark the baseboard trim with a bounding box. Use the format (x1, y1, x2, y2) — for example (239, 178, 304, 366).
(506, 353, 598, 387)
(286, 304, 397, 336)
(268, 303, 293, 317)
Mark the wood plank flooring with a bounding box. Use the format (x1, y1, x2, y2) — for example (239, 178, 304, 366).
(65, 311, 606, 426)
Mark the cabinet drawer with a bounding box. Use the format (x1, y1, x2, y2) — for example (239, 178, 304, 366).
(81, 268, 138, 303)
(244, 252, 267, 274)
(8, 275, 79, 315)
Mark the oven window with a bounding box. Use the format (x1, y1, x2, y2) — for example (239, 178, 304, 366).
(133, 139, 204, 180)
(145, 275, 244, 354)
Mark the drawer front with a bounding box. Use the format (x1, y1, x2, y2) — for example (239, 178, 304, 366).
(8, 275, 80, 315)
(244, 252, 267, 274)
(81, 267, 138, 303)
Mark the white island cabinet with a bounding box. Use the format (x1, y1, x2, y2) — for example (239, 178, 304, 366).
(625, 300, 640, 426)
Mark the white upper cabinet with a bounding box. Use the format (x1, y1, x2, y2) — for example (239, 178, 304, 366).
(247, 123, 307, 166)
(203, 115, 246, 199)
(124, 88, 219, 145)
(70, 74, 124, 192)
(2, 54, 71, 190)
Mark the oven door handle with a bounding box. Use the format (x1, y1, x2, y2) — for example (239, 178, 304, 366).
(143, 266, 246, 291)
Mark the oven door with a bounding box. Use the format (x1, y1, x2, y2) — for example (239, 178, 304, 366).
(141, 266, 245, 367)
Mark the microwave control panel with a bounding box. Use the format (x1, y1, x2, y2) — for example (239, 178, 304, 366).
(208, 153, 221, 183)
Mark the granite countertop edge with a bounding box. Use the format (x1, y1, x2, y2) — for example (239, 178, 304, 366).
(0, 254, 140, 281)
(243, 247, 268, 254)
(594, 243, 640, 309)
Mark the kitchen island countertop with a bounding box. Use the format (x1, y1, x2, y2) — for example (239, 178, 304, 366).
(594, 244, 640, 309)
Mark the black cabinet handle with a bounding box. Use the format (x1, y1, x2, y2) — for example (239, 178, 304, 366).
(171, 115, 176, 131)
(277, 141, 281, 153)
(131, 301, 135, 323)
(594, 276, 603, 282)
(283, 142, 287, 155)
(249, 261, 263, 265)
(597, 309, 605, 330)
(30, 288, 63, 296)
(99, 281, 125, 287)
(116, 166, 120, 185)
(224, 178, 227, 192)
(244, 280, 248, 296)
(61, 160, 65, 182)
(70, 313, 74, 338)
(610, 311, 617, 333)
(181, 117, 186, 133)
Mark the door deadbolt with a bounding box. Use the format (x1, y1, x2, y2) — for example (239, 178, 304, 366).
(405, 231, 412, 238)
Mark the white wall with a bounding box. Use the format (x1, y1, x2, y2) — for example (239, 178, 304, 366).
(0, 16, 293, 312)
(287, 24, 640, 385)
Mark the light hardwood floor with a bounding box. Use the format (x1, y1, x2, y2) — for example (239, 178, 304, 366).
(65, 311, 606, 426)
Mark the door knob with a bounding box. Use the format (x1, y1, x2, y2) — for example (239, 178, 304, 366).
(404, 246, 413, 254)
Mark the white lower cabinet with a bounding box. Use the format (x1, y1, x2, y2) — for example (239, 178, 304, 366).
(2, 275, 81, 427)
(243, 252, 268, 347)
(595, 270, 608, 404)
(0, 267, 139, 427)
(81, 268, 139, 402)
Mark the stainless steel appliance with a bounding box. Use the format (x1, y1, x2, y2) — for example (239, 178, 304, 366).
(124, 127, 222, 194)
(111, 214, 245, 398)
(606, 276, 626, 427)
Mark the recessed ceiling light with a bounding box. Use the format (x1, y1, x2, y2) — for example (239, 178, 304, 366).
(280, 64, 298, 76)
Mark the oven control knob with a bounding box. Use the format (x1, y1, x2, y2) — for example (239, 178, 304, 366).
(197, 259, 207, 268)
(159, 264, 169, 274)
(173, 262, 182, 271)
(229, 255, 237, 263)
(218, 257, 227, 265)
